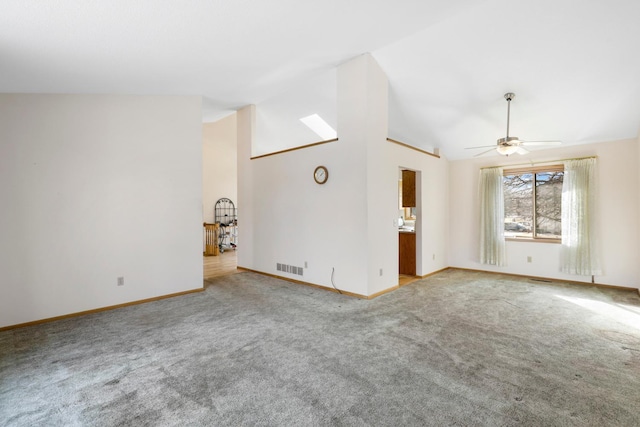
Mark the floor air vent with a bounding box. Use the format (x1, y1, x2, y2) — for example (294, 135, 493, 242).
(277, 263, 304, 276)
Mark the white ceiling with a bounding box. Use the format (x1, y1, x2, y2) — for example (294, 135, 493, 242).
(2, 0, 639, 159)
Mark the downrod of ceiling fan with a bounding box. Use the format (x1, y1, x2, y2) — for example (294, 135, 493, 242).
(504, 92, 515, 139)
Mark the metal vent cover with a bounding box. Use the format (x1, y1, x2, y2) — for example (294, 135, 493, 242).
(277, 263, 304, 276)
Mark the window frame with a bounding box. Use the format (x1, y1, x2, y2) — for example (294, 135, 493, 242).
(503, 164, 564, 244)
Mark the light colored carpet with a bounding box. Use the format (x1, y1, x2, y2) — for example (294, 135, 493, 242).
(1, 269, 639, 426)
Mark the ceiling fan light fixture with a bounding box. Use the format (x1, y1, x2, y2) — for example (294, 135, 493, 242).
(496, 144, 519, 156)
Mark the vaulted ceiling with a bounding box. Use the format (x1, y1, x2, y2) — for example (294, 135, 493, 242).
(3, 0, 639, 159)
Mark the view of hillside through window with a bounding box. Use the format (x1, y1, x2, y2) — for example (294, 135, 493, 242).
(503, 170, 564, 239)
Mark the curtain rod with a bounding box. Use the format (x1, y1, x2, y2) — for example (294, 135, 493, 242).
(480, 155, 597, 170)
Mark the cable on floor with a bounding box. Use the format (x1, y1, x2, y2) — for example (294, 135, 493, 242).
(331, 267, 343, 294)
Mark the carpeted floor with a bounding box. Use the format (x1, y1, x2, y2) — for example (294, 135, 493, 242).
(1, 269, 639, 426)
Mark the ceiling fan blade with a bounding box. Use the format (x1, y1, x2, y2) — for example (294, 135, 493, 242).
(474, 148, 497, 157)
(465, 145, 497, 150)
(516, 147, 529, 155)
(520, 140, 562, 146)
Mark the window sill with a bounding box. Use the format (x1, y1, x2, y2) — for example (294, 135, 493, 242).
(506, 237, 561, 244)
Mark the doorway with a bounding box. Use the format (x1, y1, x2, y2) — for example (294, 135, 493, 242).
(202, 114, 239, 281)
(398, 168, 421, 286)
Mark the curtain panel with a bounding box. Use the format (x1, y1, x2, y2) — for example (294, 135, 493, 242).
(479, 167, 506, 266)
(560, 158, 601, 276)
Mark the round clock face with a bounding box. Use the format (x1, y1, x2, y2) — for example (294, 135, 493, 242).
(314, 166, 328, 184)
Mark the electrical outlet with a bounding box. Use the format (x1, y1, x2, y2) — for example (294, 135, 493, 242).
(379, 268, 383, 276)
(432, 254, 435, 260)
(117, 277, 124, 286)
(305, 261, 308, 268)
(527, 256, 532, 263)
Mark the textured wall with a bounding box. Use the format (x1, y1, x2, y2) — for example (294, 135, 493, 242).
(0, 94, 203, 327)
(202, 113, 238, 224)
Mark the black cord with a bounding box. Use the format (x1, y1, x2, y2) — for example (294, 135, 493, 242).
(331, 267, 343, 294)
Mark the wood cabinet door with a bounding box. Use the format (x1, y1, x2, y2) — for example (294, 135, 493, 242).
(402, 170, 416, 207)
(399, 232, 416, 275)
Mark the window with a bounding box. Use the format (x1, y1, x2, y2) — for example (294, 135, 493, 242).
(503, 165, 564, 240)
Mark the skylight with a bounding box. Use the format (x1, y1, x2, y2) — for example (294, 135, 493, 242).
(299, 114, 337, 140)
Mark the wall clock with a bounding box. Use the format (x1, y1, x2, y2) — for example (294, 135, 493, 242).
(314, 166, 328, 184)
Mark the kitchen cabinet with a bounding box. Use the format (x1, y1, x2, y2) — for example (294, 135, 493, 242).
(399, 232, 416, 275)
(402, 170, 416, 207)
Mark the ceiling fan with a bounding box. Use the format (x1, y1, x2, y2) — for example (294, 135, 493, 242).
(467, 93, 562, 157)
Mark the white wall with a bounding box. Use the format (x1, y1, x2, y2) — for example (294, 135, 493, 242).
(0, 94, 203, 328)
(203, 113, 237, 223)
(237, 54, 451, 297)
(365, 72, 450, 295)
(237, 57, 371, 296)
(389, 148, 450, 279)
(236, 106, 254, 269)
(449, 139, 640, 289)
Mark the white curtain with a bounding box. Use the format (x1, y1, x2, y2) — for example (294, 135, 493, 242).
(560, 158, 601, 275)
(479, 167, 506, 266)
